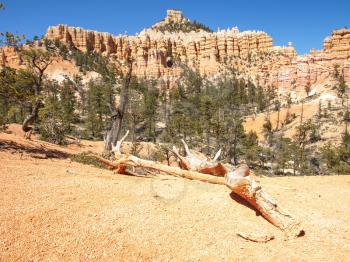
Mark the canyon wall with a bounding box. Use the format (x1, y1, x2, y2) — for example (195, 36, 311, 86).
(1, 10, 350, 95)
(258, 28, 350, 94)
(44, 24, 274, 78)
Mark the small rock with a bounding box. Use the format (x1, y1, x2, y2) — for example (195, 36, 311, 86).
(66, 169, 76, 175)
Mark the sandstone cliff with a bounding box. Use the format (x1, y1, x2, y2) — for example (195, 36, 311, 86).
(1, 10, 349, 97)
(44, 10, 274, 78)
(260, 29, 350, 95)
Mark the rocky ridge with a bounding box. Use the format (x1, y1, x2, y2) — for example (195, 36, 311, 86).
(1, 10, 350, 96)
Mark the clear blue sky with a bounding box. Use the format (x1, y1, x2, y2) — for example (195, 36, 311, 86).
(1, 0, 349, 54)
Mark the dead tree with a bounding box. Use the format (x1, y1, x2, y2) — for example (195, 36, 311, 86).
(172, 139, 226, 177)
(95, 133, 304, 238)
(65, 75, 86, 115)
(104, 59, 133, 153)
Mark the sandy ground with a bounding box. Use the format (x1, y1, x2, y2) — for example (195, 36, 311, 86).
(243, 89, 345, 144)
(0, 129, 350, 261)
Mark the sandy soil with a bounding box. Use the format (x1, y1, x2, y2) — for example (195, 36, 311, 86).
(0, 129, 350, 261)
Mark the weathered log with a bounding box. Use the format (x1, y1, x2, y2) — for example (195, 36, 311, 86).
(29, 153, 48, 159)
(172, 140, 225, 177)
(225, 164, 304, 238)
(95, 134, 303, 238)
(96, 154, 226, 185)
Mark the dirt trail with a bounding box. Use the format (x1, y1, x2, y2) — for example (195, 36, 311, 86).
(0, 129, 350, 261)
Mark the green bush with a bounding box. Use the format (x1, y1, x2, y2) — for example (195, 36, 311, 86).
(39, 116, 67, 145)
(70, 152, 106, 169)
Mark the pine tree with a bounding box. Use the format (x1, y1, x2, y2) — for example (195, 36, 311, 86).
(274, 99, 281, 131)
(60, 80, 77, 132)
(224, 111, 246, 165)
(86, 80, 106, 138)
(142, 81, 159, 141)
(242, 131, 262, 167)
(39, 80, 67, 144)
(263, 117, 273, 145)
(20, 48, 53, 135)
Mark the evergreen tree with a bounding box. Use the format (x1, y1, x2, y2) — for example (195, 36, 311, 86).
(39, 80, 68, 144)
(257, 85, 268, 111)
(86, 80, 108, 138)
(262, 117, 273, 145)
(60, 80, 77, 132)
(242, 131, 262, 167)
(20, 48, 53, 135)
(336, 74, 348, 105)
(224, 111, 246, 165)
(274, 99, 281, 131)
(141, 80, 159, 141)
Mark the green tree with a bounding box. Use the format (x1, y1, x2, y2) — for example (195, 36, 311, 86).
(60, 80, 77, 132)
(242, 131, 262, 167)
(141, 80, 159, 141)
(321, 143, 341, 170)
(273, 136, 294, 175)
(199, 94, 215, 154)
(86, 80, 108, 138)
(224, 111, 246, 165)
(38, 81, 69, 144)
(262, 117, 273, 145)
(274, 99, 281, 131)
(336, 74, 348, 105)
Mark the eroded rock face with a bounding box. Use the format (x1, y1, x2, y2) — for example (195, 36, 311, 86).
(45, 25, 274, 78)
(163, 9, 187, 24)
(0, 46, 22, 68)
(257, 29, 350, 94)
(324, 29, 350, 59)
(1, 10, 349, 94)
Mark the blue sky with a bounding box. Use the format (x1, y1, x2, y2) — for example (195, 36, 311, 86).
(1, 0, 349, 54)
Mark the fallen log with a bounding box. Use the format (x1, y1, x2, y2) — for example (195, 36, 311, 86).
(95, 154, 226, 185)
(95, 153, 303, 237)
(225, 164, 304, 238)
(94, 131, 303, 238)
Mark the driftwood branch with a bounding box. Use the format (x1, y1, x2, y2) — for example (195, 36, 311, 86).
(236, 232, 275, 243)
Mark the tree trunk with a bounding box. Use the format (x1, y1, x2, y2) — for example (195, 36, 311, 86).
(104, 62, 133, 153)
(22, 99, 42, 134)
(96, 154, 226, 185)
(276, 108, 280, 131)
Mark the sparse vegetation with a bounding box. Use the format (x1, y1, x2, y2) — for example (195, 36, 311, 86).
(70, 152, 107, 169)
(0, 20, 349, 175)
(154, 20, 212, 33)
